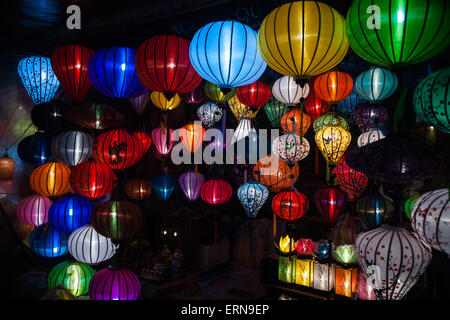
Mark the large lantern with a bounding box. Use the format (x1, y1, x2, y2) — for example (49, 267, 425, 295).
(151, 128, 175, 157)
(332, 155, 369, 202)
(237, 81, 271, 110)
(314, 71, 353, 105)
(17, 195, 52, 227)
(48, 194, 92, 232)
(70, 160, 116, 200)
(304, 87, 330, 121)
(17, 132, 51, 166)
(30, 224, 68, 258)
(253, 154, 299, 192)
(51, 131, 93, 167)
(50, 45, 94, 104)
(356, 189, 394, 230)
(313, 112, 349, 133)
(314, 187, 348, 224)
(178, 171, 205, 202)
(150, 91, 181, 111)
(272, 190, 309, 221)
(263, 97, 289, 128)
(150, 173, 177, 202)
(355, 67, 398, 103)
(31, 100, 70, 135)
(30, 161, 71, 197)
(237, 181, 269, 218)
(357, 129, 386, 147)
(280, 108, 311, 136)
(197, 103, 222, 128)
(315, 125, 351, 164)
(129, 91, 149, 115)
(125, 178, 152, 201)
(190, 21, 266, 88)
(89, 267, 141, 300)
(204, 82, 236, 104)
(179, 122, 205, 153)
(48, 260, 96, 297)
(272, 76, 309, 107)
(200, 179, 233, 206)
(353, 104, 390, 133)
(133, 131, 152, 155)
(272, 133, 310, 165)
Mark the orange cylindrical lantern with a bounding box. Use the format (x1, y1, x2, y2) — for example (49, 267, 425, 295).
(30, 161, 71, 197)
(125, 178, 152, 200)
(280, 108, 311, 136)
(253, 154, 300, 192)
(314, 71, 353, 105)
(179, 122, 205, 153)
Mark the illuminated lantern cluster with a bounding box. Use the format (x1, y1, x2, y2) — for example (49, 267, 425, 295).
(30, 224, 68, 258)
(197, 103, 222, 128)
(333, 156, 369, 202)
(201, 179, 233, 206)
(125, 178, 152, 201)
(48, 194, 92, 232)
(17, 132, 51, 166)
(204, 82, 236, 104)
(315, 124, 351, 164)
(280, 108, 311, 136)
(30, 161, 71, 197)
(70, 160, 116, 200)
(179, 122, 205, 153)
(304, 86, 330, 121)
(272, 133, 310, 164)
(129, 91, 149, 115)
(253, 154, 299, 192)
(314, 188, 348, 224)
(178, 171, 205, 202)
(353, 104, 390, 133)
(48, 260, 96, 297)
(51, 131, 93, 167)
(272, 190, 309, 221)
(355, 67, 398, 102)
(133, 131, 152, 155)
(17, 195, 52, 227)
(272, 76, 309, 106)
(314, 71, 353, 105)
(150, 173, 177, 202)
(237, 81, 271, 110)
(150, 91, 181, 111)
(356, 189, 394, 229)
(89, 267, 141, 300)
(357, 128, 386, 147)
(263, 97, 289, 128)
(237, 181, 269, 218)
(151, 128, 175, 157)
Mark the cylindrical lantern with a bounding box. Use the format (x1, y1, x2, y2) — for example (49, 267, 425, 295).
(179, 122, 205, 153)
(272, 133, 310, 165)
(125, 178, 152, 201)
(237, 81, 271, 110)
(30, 224, 68, 258)
(51, 131, 93, 167)
(89, 267, 140, 300)
(48, 260, 96, 297)
(314, 71, 353, 105)
(334, 266, 358, 298)
(357, 129, 386, 147)
(200, 179, 233, 206)
(150, 91, 181, 111)
(315, 125, 351, 164)
(313, 112, 349, 133)
(272, 76, 309, 107)
(48, 194, 92, 232)
(278, 256, 295, 283)
(181, 85, 206, 104)
(151, 128, 175, 157)
(404, 194, 420, 221)
(17, 195, 52, 227)
(295, 258, 313, 287)
(314, 187, 348, 224)
(31, 100, 70, 136)
(253, 154, 299, 192)
(133, 131, 152, 155)
(332, 155, 369, 202)
(272, 190, 309, 221)
(150, 173, 177, 202)
(17, 132, 51, 166)
(129, 91, 150, 115)
(204, 82, 236, 104)
(355, 67, 398, 102)
(304, 86, 330, 121)
(280, 108, 311, 136)
(353, 104, 390, 133)
(237, 181, 269, 218)
(356, 190, 394, 230)
(312, 261, 335, 292)
(30, 161, 71, 197)
(178, 170, 205, 202)
(197, 103, 222, 128)
(263, 97, 289, 128)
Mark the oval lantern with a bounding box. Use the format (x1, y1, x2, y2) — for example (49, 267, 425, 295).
(314, 187, 348, 224)
(133, 131, 152, 155)
(237, 181, 269, 218)
(315, 125, 351, 164)
(337, 88, 366, 118)
(31, 100, 70, 135)
(280, 108, 311, 136)
(129, 91, 149, 115)
(272, 76, 309, 107)
(304, 86, 330, 121)
(48, 260, 96, 297)
(17, 194, 52, 227)
(150, 91, 181, 111)
(30, 161, 71, 197)
(355, 67, 398, 102)
(151, 128, 175, 157)
(332, 155, 369, 202)
(404, 194, 420, 221)
(353, 104, 391, 133)
(272, 190, 309, 221)
(17, 132, 51, 166)
(200, 179, 233, 206)
(30, 224, 68, 258)
(190, 21, 266, 88)
(65, 102, 125, 131)
(253, 154, 300, 192)
(357, 128, 386, 147)
(181, 85, 206, 105)
(150, 173, 177, 202)
(204, 82, 236, 104)
(178, 170, 205, 202)
(197, 103, 222, 128)
(51, 131, 93, 167)
(313, 112, 350, 133)
(89, 267, 140, 300)
(70, 160, 116, 200)
(125, 178, 152, 201)
(50, 45, 94, 104)
(179, 122, 205, 153)
(314, 71, 353, 105)
(272, 133, 310, 165)
(356, 190, 395, 229)
(48, 194, 92, 232)
(237, 81, 272, 110)
(263, 97, 289, 128)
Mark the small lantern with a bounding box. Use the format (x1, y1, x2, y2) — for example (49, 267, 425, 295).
(178, 170, 205, 202)
(150, 173, 177, 202)
(314, 71, 353, 105)
(204, 82, 236, 104)
(304, 85, 330, 121)
(17, 195, 52, 227)
(355, 67, 398, 102)
(313, 112, 349, 133)
(181, 85, 206, 105)
(151, 127, 175, 157)
(312, 261, 335, 292)
(133, 131, 152, 155)
(278, 256, 295, 283)
(263, 97, 289, 128)
(296, 238, 314, 256)
(197, 103, 222, 128)
(353, 104, 390, 133)
(17, 132, 51, 166)
(357, 128, 386, 147)
(332, 155, 369, 202)
(51, 131, 94, 167)
(230, 118, 256, 144)
(129, 91, 150, 115)
(253, 154, 300, 192)
(314, 187, 348, 224)
(0, 155, 14, 181)
(30, 161, 71, 198)
(30, 224, 68, 258)
(357, 272, 376, 300)
(89, 267, 141, 300)
(295, 258, 313, 287)
(150, 91, 181, 111)
(333, 244, 358, 265)
(356, 188, 395, 230)
(48, 260, 96, 297)
(125, 178, 152, 200)
(315, 124, 351, 165)
(272, 76, 309, 107)
(334, 266, 358, 298)
(314, 239, 330, 260)
(278, 234, 299, 254)
(280, 108, 311, 136)
(200, 179, 233, 206)
(237, 181, 269, 218)
(272, 190, 309, 221)
(228, 95, 259, 121)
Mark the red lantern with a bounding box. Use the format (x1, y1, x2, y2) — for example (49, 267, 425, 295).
(133, 131, 152, 155)
(135, 35, 202, 94)
(272, 190, 309, 221)
(237, 81, 272, 110)
(50, 45, 94, 104)
(179, 122, 205, 153)
(296, 238, 314, 256)
(304, 85, 330, 121)
(332, 155, 369, 202)
(314, 71, 353, 105)
(200, 179, 232, 206)
(314, 187, 348, 223)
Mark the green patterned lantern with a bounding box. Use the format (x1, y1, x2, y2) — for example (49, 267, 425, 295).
(263, 97, 289, 128)
(313, 112, 350, 133)
(332, 244, 358, 265)
(204, 82, 236, 104)
(346, 0, 450, 67)
(48, 260, 96, 296)
(404, 194, 421, 221)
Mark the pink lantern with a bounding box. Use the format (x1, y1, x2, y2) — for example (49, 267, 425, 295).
(151, 127, 174, 157)
(358, 272, 376, 300)
(296, 238, 314, 256)
(17, 195, 52, 226)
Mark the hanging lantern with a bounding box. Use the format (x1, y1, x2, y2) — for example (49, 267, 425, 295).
(346, 0, 450, 67)
(31, 100, 70, 135)
(51, 131, 93, 167)
(17, 195, 52, 227)
(190, 21, 266, 88)
(304, 87, 330, 121)
(151, 128, 175, 157)
(414, 67, 450, 133)
(228, 95, 259, 121)
(17, 132, 51, 166)
(30, 224, 68, 258)
(357, 129, 386, 147)
(92, 200, 143, 240)
(129, 91, 150, 115)
(181, 85, 206, 105)
(315, 125, 351, 165)
(332, 155, 369, 202)
(150, 173, 177, 202)
(278, 234, 299, 254)
(258, 2, 348, 82)
(278, 256, 295, 283)
(133, 131, 152, 155)
(237, 81, 271, 110)
(295, 258, 313, 287)
(356, 190, 394, 230)
(230, 118, 256, 144)
(253, 154, 300, 192)
(272, 133, 310, 165)
(30, 161, 71, 197)
(280, 108, 311, 136)
(50, 45, 94, 104)
(313, 112, 349, 133)
(314, 71, 353, 105)
(337, 88, 366, 119)
(204, 82, 236, 104)
(272, 190, 309, 221)
(334, 266, 358, 298)
(179, 122, 205, 153)
(200, 179, 233, 206)
(48, 260, 96, 297)
(263, 97, 289, 128)
(353, 104, 391, 133)
(48, 194, 92, 232)
(357, 272, 377, 300)
(178, 170, 205, 202)
(197, 103, 222, 128)
(411, 188, 450, 255)
(355, 67, 398, 103)
(237, 181, 269, 218)
(89, 267, 140, 300)
(70, 160, 116, 200)
(150, 91, 181, 111)
(404, 194, 420, 221)
(312, 261, 335, 292)
(356, 225, 432, 300)
(65, 102, 125, 131)
(272, 76, 309, 107)
(296, 239, 314, 256)
(125, 178, 152, 201)
(314, 187, 348, 224)
(17, 56, 60, 105)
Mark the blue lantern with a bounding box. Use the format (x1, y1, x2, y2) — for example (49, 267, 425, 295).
(17, 56, 60, 105)
(355, 67, 398, 103)
(189, 21, 267, 88)
(150, 173, 177, 202)
(337, 88, 367, 118)
(17, 132, 52, 166)
(314, 239, 330, 260)
(237, 181, 269, 218)
(48, 194, 92, 232)
(88, 47, 147, 99)
(30, 224, 68, 258)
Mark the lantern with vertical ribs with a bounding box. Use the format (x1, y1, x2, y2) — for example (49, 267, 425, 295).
(51, 131, 93, 167)
(272, 76, 309, 107)
(253, 154, 299, 192)
(179, 122, 205, 153)
(332, 155, 369, 202)
(280, 108, 311, 136)
(314, 187, 348, 224)
(48, 260, 96, 297)
(315, 125, 351, 164)
(133, 131, 152, 155)
(48, 194, 92, 232)
(356, 189, 395, 230)
(204, 82, 236, 104)
(89, 267, 141, 300)
(263, 97, 289, 128)
(272, 190, 309, 221)
(129, 91, 149, 115)
(125, 178, 152, 201)
(17, 195, 52, 227)
(150, 91, 181, 111)
(337, 88, 366, 118)
(357, 128, 386, 147)
(151, 173, 177, 202)
(355, 67, 398, 102)
(237, 81, 271, 110)
(313, 112, 349, 133)
(314, 71, 353, 105)
(197, 103, 222, 128)
(304, 86, 330, 121)
(151, 128, 174, 157)
(181, 85, 206, 104)
(17, 132, 51, 167)
(237, 181, 269, 218)
(200, 179, 233, 206)
(30, 161, 71, 198)
(404, 194, 420, 221)
(272, 133, 310, 165)
(178, 171, 205, 202)
(30, 224, 68, 258)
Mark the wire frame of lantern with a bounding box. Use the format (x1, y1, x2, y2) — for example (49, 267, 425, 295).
(17, 56, 60, 105)
(280, 108, 311, 136)
(200, 179, 233, 206)
(253, 154, 300, 192)
(334, 266, 358, 298)
(314, 187, 348, 224)
(304, 86, 330, 121)
(278, 255, 295, 283)
(51, 131, 93, 167)
(48, 194, 92, 232)
(272, 190, 309, 221)
(30, 161, 71, 198)
(133, 131, 152, 155)
(315, 124, 351, 165)
(125, 178, 152, 201)
(151, 127, 175, 157)
(314, 71, 353, 105)
(17, 132, 51, 167)
(181, 85, 206, 104)
(312, 261, 335, 292)
(294, 258, 313, 287)
(30, 224, 68, 258)
(204, 82, 237, 104)
(356, 190, 395, 230)
(230, 118, 256, 145)
(357, 128, 386, 147)
(197, 103, 222, 128)
(263, 97, 289, 128)
(178, 170, 205, 202)
(356, 225, 432, 300)
(150, 91, 181, 111)
(150, 173, 177, 202)
(313, 112, 350, 133)
(237, 80, 272, 110)
(17, 195, 52, 227)
(179, 122, 205, 153)
(355, 67, 398, 102)
(48, 260, 96, 297)
(353, 104, 390, 133)
(272, 133, 310, 165)
(336, 87, 366, 118)
(332, 155, 369, 202)
(68, 224, 118, 265)
(89, 267, 141, 300)
(404, 194, 421, 221)
(272, 76, 309, 107)
(237, 181, 269, 218)
(227, 95, 259, 122)
(129, 91, 150, 115)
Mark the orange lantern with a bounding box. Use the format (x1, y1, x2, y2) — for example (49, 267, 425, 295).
(125, 178, 152, 200)
(179, 122, 205, 153)
(280, 108, 311, 136)
(314, 71, 353, 105)
(0, 155, 14, 181)
(253, 154, 299, 192)
(335, 266, 358, 298)
(30, 161, 71, 197)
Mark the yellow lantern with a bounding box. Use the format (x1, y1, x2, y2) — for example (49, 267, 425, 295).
(151, 91, 181, 111)
(315, 124, 351, 165)
(227, 95, 259, 121)
(295, 258, 312, 287)
(278, 234, 298, 254)
(257, 1, 349, 84)
(335, 266, 358, 298)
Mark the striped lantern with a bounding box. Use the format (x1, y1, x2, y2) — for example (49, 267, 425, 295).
(48, 260, 96, 296)
(314, 71, 353, 105)
(237, 81, 272, 110)
(355, 67, 398, 102)
(228, 95, 259, 122)
(314, 187, 348, 224)
(200, 179, 233, 206)
(125, 178, 152, 200)
(272, 133, 310, 165)
(133, 131, 152, 155)
(356, 190, 395, 230)
(280, 108, 311, 136)
(272, 76, 310, 107)
(151, 128, 175, 157)
(17, 195, 52, 227)
(237, 181, 269, 218)
(272, 190, 309, 221)
(179, 122, 205, 153)
(30, 224, 68, 258)
(30, 161, 71, 197)
(263, 97, 289, 128)
(17, 132, 51, 167)
(178, 170, 205, 202)
(48, 194, 92, 232)
(89, 267, 141, 300)
(204, 82, 236, 104)
(332, 155, 369, 202)
(51, 131, 93, 167)
(129, 91, 150, 115)
(315, 125, 351, 164)
(337, 88, 366, 118)
(313, 112, 349, 133)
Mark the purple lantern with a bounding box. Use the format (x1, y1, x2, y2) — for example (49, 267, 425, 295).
(89, 267, 141, 300)
(180, 85, 206, 104)
(314, 187, 348, 224)
(353, 104, 390, 132)
(129, 91, 150, 115)
(178, 170, 205, 202)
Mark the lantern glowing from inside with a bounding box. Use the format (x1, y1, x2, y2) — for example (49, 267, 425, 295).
(335, 266, 358, 298)
(272, 133, 310, 165)
(129, 91, 149, 115)
(296, 238, 314, 256)
(304, 86, 330, 121)
(263, 97, 289, 128)
(314, 187, 348, 224)
(333, 244, 358, 265)
(204, 82, 236, 104)
(17, 195, 52, 227)
(314, 239, 331, 260)
(358, 272, 376, 300)
(312, 261, 335, 292)
(315, 125, 351, 164)
(272, 190, 309, 221)
(278, 256, 294, 283)
(237, 81, 271, 110)
(51, 131, 94, 167)
(30, 224, 68, 258)
(404, 194, 420, 221)
(150, 173, 177, 202)
(89, 267, 141, 300)
(237, 181, 269, 218)
(179, 122, 205, 153)
(150, 91, 181, 111)
(70, 160, 116, 200)
(178, 170, 205, 202)
(0, 155, 14, 181)
(200, 179, 233, 206)
(356, 191, 395, 230)
(313, 112, 349, 133)
(280, 108, 311, 136)
(181, 85, 206, 104)
(230, 118, 256, 144)
(272, 76, 309, 106)
(48, 194, 92, 232)
(151, 128, 175, 157)
(332, 156, 369, 202)
(228, 95, 259, 121)
(314, 71, 353, 105)
(278, 234, 299, 254)
(253, 154, 299, 192)
(30, 161, 71, 198)
(197, 103, 222, 128)
(48, 260, 96, 297)
(355, 67, 398, 103)
(295, 258, 312, 287)
(357, 129, 386, 147)
(125, 179, 152, 200)
(133, 131, 152, 155)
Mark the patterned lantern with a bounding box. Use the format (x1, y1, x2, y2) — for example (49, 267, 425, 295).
(48, 194, 92, 232)
(181, 85, 206, 104)
(70, 160, 116, 200)
(356, 190, 394, 230)
(357, 129, 386, 147)
(315, 125, 351, 164)
(333, 244, 358, 265)
(197, 103, 222, 128)
(296, 238, 314, 256)
(313, 261, 335, 292)
(272, 76, 310, 107)
(404, 194, 420, 221)
(355, 67, 398, 103)
(335, 266, 358, 298)
(133, 131, 152, 155)
(278, 234, 299, 254)
(356, 225, 432, 300)
(272, 133, 310, 165)
(31, 100, 70, 136)
(313, 112, 349, 133)
(150, 173, 177, 202)
(353, 104, 390, 133)
(200, 179, 233, 206)
(50, 45, 94, 104)
(237, 181, 269, 218)
(30, 161, 71, 197)
(272, 190, 309, 221)
(17, 195, 52, 227)
(17, 56, 60, 105)
(237, 81, 271, 110)
(17, 132, 51, 166)
(151, 128, 175, 157)
(179, 122, 205, 153)
(332, 155, 369, 202)
(314, 71, 353, 105)
(314, 187, 348, 224)
(129, 91, 149, 115)
(280, 108, 311, 136)
(30, 224, 68, 258)
(190, 21, 266, 88)
(230, 118, 256, 144)
(65, 102, 125, 131)
(295, 258, 313, 287)
(178, 171, 205, 202)
(150, 91, 181, 111)
(204, 82, 236, 104)
(228, 95, 259, 121)
(337, 88, 366, 119)
(125, 178, 152, 201)
(358, 272, 376, 300)
(48, 260, 96, 297)
(304, 87, 330, 121)
(263, 97, 289, 128)
(253, 154, 300, 192)
(51, 131, 93, 167)
(278, 256, 295, 283)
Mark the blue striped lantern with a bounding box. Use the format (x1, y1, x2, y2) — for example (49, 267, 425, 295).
(337, 88, 367, 118)
(48, 195, 92, 232)
(355, 67, 398, 103)
(17, 132, 52, 166)
(237, 181, 269, 218)
(189, 21, 267, 88)
(150, 173, 177, 202)
(30, 224, 69, 258)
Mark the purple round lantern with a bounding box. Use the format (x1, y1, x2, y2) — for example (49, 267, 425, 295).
(178, 170, 205, 202)
(353, 104, 390, 132)
(180, 85, 206, 104)
(89, 267, 141, 300)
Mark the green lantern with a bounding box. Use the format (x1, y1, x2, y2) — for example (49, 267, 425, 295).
(346, 0, 450, 67)
(413, 67, 450, 134)
(48, 260, 96, 296)
(204, 82, 236, 104)
(278, 256, 295, 283)
(313, 112, 349, 133)
(332, 244, 358, 265)
(404, 194, 421, 221)
(263, 97, 289, 128)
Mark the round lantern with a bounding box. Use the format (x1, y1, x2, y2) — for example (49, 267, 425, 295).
(88, 46, 146, 99)
(315, 125, 351, 164)
(272, 133, 310, 164)
(31, 100, 70, 135)
(178, 171, 205, 202)
(17, 195, 52, 227)
(125, 178, 152, 200)
(48, 260, 96, 297)
(150, 91, 181, 111)
(94, 129, 142, 171)
(65, 102, 125, 131)
(151, 128, 175, 157)
(314, 187, 348, 224)
(357, 128, 386, 147)
(200, 179, 233, 206)
(70, 159, 116, 200)
(179, 122, 205, 153)
(355, 67, 398, 102)
(197, 103, 222, 128)
(404, 194, 420, 221)
(356, 225, 432, 300)
(204, 82, 236, 104)
(17, 56, 60, 105)
(314, 71, 353, 105)
(50, 45, 94, 104)
(17, 132, 51, 166)
(356, 190, 395, 230)
(332, 155, 369, 202)
(30, 161, 71, 197)
(337, 88, 366, 118)
(258, 1, 348, 82)
(129, 91, 149, 115)
(304, 86, 330, 121)
(280, 108, 311, 136)
(346, 0, 450, 67)
(237, 181, 269, 218)
(228, 95, 259, 121)
(133, 131, 152, 155)
(253, 154, 300, 192)
(68, 224, 118, 264)
(263, 97, 289, 128)
(411, 188, 450, 255)
(48, 194, 92, 232)
(237, 81, 271, 110)
(30, 224, 68, 258)
(413, 67, 450, 133)
(89, 267, 140, 300)
(91, 200, 143, 240)
(51, 131, 93, 167)
(150, 173, 177, 202)
(296, 238, 314, 256)
(272, 190, 309, 221)
(313, 112, 349, 133)
(190, 21, 266, 88)
(181, 85, 206, 105)
(272, 76, 310, 107)
(0, 155, 14, 181)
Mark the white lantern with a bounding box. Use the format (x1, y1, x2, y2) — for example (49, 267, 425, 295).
(312, 261, 335, 291)
(272, 76, 309, 106)
(231, 118, 256, 144)
(51, 131, 93, 166)
(272, 133, 310, 164)
(197, 103, 222, 128)
(129, 91, 150, 115)
(357, 128, 386, 147)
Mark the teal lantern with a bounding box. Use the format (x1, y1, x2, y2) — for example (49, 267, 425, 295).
(150, 173, 177, 202)
(355, 67, 398, 103)
(237, 181, 269, 218)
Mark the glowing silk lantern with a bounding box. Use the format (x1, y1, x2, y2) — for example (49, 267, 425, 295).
(228, 95, 259, 121)
(17, 56, 60, 105)
(272, 190, 309, 221)
(178, 171, 205, 202)
(333, 156, 369, 202)
(89, 267, 141, 300)
(272, 76, 309, 107)
(313, 112, 349, 133)
(304, 87, 330, 121)
(133, 131, 152, 155)
(356, 190, 395, 230)
(296, 239, 314, 256)
(295, 258, 313, 287)
(356, 225, 432, 300)
(258, 2, 348, 83)
(150, 173, 177, 202)
(353, 104, 391, 133)
(70, 160, 116, 200)
(414, 67, 450, 133)
(179, 122, 205, 153)
(333, 244, 358, 265)
(129, 91, 149, 115)
(181, 85, 206, 105)
(355, 67, 398, 102)
(278, 256, 294, 283)
(50, 45, 94, 104)
(17, 195, 52, 227)
(357, 129, 386, 147)
(200, 179, 233, 206)
(337, 88, 366, 118)
(315, 125, 351, 164)
(230, 118, 256, 144)
(404, 194, 420, 221)
(358, 272, 376, 300)
(51, 131, 93, 167)
(314, 71, 353, 105)
(263, 97, 289, 128)
(48, 260, 96, 297)
(411, 189, 450, 255)
(312, 262, 335, 292)
(237, 181, 269, 218)
(197, 103, 222, 128)
(190, 21, 266, 88)
(278, 234, 299, 254)
(237, 81, 271, 110)
(88, 47, 146, 98)
(125, 179, 152, 201)
(30, 224, 68, 258)
(314, 188, 348, 224)
(31, 100, 70, 135)
(335, 266, 358, 298)
(151, 128, 175, 157)
(346, 0, 450, 67)
(280, 108, 311, 136)
(17, 132, 51, 166)
(253, 154, 299, 192)
(314, 239, 331, 260)
(150, 91, 181, 111)
(92, 200, 143, 240)
(48, 195, 92, 232)
(30, 161, 71, 197)
(272, 133, 310, 165)
(204, 82, 236, 104)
